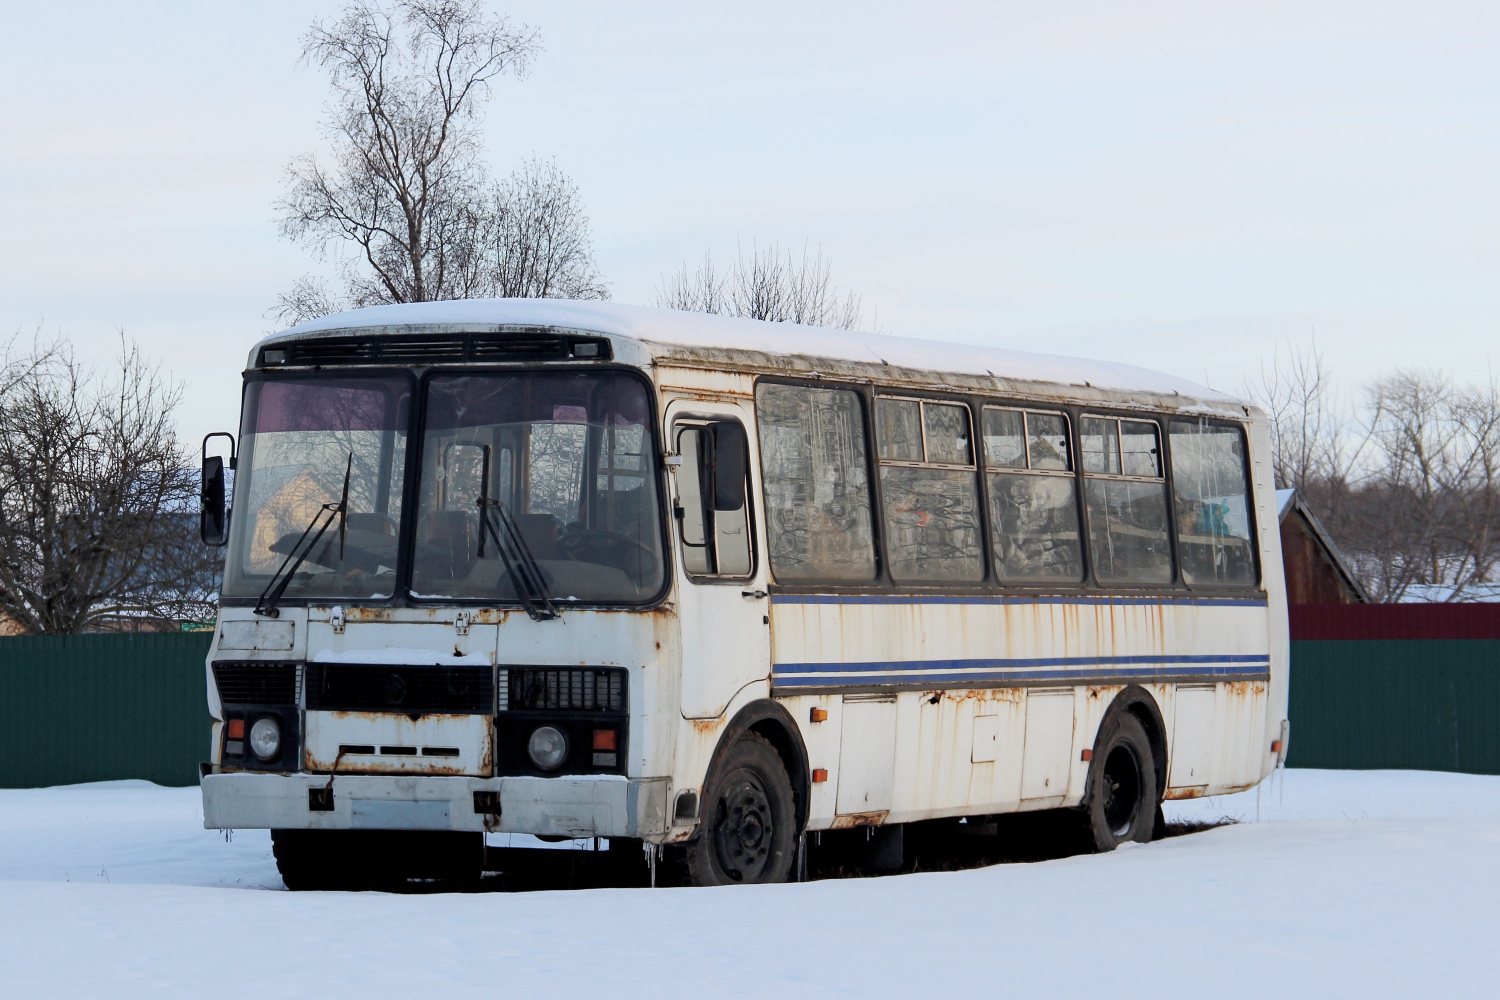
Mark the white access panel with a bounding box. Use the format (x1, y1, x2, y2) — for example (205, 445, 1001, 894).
(972, 714, 1000, 763)
(1020, 692, 1075, 800)
(1170, 685, 1218, 787)
(836, 696, 898, 816)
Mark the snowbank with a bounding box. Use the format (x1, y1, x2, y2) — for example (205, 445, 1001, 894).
(1, 770, 1495, 998)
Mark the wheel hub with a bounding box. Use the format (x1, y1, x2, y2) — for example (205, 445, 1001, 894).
(711, 769, 774, 882)
(1102, 744, 1142, 838)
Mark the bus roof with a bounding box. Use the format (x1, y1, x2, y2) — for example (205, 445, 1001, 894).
(262, 299, 1244, 411)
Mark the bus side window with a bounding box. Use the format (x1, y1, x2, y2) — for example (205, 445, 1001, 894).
(1081, 416, 1173, 584)
(874, 397, 985, 582)
(674, 421, 752, 578)
(753, 383, 877, 582)
(982, 406, 1084, 583)
(1168, 418, 1258, 586)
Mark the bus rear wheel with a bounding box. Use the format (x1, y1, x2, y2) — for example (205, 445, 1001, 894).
(1083, 713, 1158, 852)
(683, 732, 797, 886)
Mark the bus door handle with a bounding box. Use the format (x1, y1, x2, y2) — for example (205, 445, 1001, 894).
(741, 590, 768, 600)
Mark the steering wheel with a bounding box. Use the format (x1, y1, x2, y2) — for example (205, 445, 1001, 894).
(556, 529, 660, 584)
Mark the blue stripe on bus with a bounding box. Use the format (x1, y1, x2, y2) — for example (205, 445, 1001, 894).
(775, 653, 1269, 674)
(770, 653, 1270, 687)
(769, 594, 1268, 608)
(770, 662, 1269, 687)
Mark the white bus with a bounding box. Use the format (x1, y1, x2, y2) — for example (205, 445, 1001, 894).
(198, 300, 1289, 888)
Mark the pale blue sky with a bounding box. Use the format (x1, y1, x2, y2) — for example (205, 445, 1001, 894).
(2, 2, 1498, 437)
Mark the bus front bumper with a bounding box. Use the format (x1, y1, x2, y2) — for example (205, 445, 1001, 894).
(201, 772, 669, 839)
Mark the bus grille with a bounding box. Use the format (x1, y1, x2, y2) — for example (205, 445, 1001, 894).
(258, 332, 612, 368)
(213, 663, 297, 705)
(304, 663, 494, 714)
(502, 668, 626, 713)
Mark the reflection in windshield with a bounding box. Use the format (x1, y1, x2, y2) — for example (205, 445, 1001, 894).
(413, 372, 664, 603)
(222, 377, 409, 600)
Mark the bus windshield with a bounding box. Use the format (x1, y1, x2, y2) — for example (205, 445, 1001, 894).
(411, 371, 664, 604)
(221, 370, 665, 606)
(222, 375, 411, 601)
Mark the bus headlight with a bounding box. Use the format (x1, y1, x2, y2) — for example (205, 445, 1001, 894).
(527, 726, 568, 770)
(249, 717, 282, 761)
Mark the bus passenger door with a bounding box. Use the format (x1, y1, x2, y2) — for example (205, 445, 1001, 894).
(668, 402, 771, 719)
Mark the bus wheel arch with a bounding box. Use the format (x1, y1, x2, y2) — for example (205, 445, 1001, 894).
(676, 700, 808, 886)
(707, 699, 810, 837)
(1098, 685, 1167, 805)
(1083, 686, 1168, 849)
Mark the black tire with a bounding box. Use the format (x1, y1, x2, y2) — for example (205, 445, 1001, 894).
(683, 732, 797, 886)
(272, 829, 363, 891)
(272, 829, 482, 891)
(1083, 713, 1158, 852)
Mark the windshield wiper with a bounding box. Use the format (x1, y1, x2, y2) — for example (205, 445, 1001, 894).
(477, 497, 559, 622)
(254, 454, 351, 618)
(476, 450, 558, 622)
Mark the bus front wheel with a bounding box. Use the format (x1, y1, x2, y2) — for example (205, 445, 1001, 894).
(1083, 713, 1158, 852)
(683, 732, 797, 886)
(271, 829, 482, 890)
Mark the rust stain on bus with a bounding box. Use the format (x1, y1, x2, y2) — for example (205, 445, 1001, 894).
(829, 810, 890, 829)
(691, 716, 725, 735)
(332, 606, 395, 623)
(304, 710, 492, 776)
(1163, 786, 1206, 800)
(933, 687, 1025, 705)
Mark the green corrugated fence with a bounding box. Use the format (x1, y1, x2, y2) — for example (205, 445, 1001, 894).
(0, 633, 211, 788)
(1286, 638, 1500, 774)
(1, 629, 1498, 787)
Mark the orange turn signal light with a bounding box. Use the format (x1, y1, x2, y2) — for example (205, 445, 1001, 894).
(593, 728, 617, 751)
(1271, 740, 1283, 753)
(809, 707, 828, 723)
(1080, 748, 1093, 762)
(811, 768, 828, 783)
(226, 719, 245, 740)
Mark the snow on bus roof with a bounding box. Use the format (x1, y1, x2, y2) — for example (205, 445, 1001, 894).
(267, 298, 1238, 403)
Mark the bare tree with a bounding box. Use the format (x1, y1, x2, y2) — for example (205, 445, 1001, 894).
(0, 335, 218, 633)
(274, 0, 605, 326)
(1345, 371, 1500, 601)
(657, 242, 869, 330)
(1245, 340, 1351, 492)
(1252, 341, 1500, 602)
(274, 276, 348, 329)
(459, 157, 607, 299)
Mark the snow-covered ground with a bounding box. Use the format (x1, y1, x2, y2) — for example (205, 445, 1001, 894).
(1, 770, 1496, 998)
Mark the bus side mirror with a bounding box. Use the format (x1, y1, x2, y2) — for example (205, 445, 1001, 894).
(201, 432, 236, 546)
(201, 456, 228, 545)
(709, 421, 747, 512)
